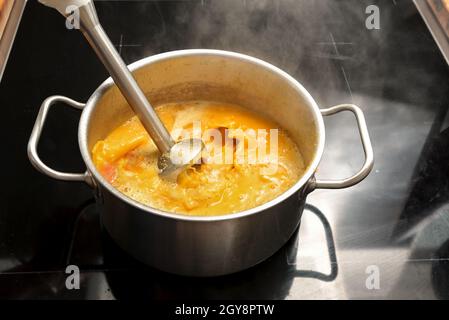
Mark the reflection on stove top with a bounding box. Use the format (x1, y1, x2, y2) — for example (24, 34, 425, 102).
(83, 203, 337, 300)
(432, 239, 449, 300)
(394, 107, 449, 241)
(0, 202, 340, 299)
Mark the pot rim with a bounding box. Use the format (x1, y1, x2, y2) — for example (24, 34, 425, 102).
(78, 49, 325, 222)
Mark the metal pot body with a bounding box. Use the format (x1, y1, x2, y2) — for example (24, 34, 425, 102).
(28, 50, 374, 277)
(99, 181, 307, 276)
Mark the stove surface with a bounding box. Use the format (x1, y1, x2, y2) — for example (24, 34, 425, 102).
(0, 0, 448, 300)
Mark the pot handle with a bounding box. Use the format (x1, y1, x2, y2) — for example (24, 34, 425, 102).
(312, 104, 374, 190)
(27, 95, 94, 186)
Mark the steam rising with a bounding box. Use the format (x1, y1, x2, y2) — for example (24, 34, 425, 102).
(94, 0, 418, 106)
(134, 0, 395, 106)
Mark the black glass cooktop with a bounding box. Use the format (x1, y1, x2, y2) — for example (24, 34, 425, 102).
(0, 0, 448, 299)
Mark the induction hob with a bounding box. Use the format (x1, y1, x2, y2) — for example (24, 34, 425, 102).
(0, 0, 448, 300)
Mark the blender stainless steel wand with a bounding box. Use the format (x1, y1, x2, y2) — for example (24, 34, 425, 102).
(39, 0, 203, 179)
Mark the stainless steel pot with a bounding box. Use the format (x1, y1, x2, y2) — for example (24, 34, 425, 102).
(28, 49, 374, 277)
